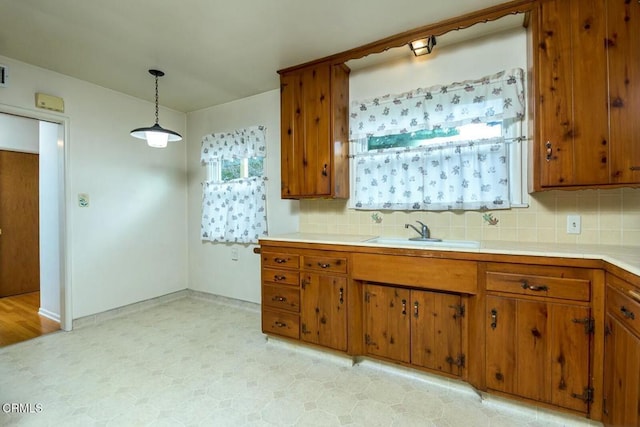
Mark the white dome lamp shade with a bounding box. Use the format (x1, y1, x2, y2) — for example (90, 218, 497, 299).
(130, 69, 182, 148)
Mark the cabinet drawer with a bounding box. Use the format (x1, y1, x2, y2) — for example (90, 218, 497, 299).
(486, 271, 590, 302)
(262, 284, 300, 312)
(302, 255, 348, 274)
(262, 268, 299, 286)
(607, 286, 640, 337)
(262, 252, 300, 269)
(262, 309, 299, 339)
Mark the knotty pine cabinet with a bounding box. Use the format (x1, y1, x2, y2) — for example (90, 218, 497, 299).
(363, 283, 464, 376)
(261, 247, 349, 351)
(279, 62, 350, 199)
(534, 0, 640, 189)
(485, 264, 594, 415)
(603, 273, 640, 427)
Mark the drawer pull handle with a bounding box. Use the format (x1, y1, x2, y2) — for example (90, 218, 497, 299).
(401, 299, 407, 315)
(620, 306, 636, 320)
(274, 321, 287, 328)
(490, 309, 498, 330)
(274, 258, 287, 264)
(272, 295, 287, 302)
(318, 263, 331, 269)
(629, 290, 640, 304)
(521, 280, 548, 292)
(339, 287, 344, 304)
(274, 275, 286, 282)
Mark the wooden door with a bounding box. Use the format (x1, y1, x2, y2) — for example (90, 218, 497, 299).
(603, 314, 640, 427)
(607, 0, 640, 184)
(411, 290, 463, 376)
(300, 272, 347, 351)
(280, 65, 331, 198)
(364, 283, 410, 363)
(537, 0, 609, 187)
(0, 150, 39, 297)
(549, 303, 591, 413)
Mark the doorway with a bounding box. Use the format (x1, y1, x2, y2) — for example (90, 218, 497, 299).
(0, 108, 69, 341)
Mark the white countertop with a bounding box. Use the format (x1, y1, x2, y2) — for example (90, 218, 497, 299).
(261, 232, 640, 277)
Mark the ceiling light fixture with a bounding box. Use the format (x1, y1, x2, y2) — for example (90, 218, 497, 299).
(409, 35, 437, 56)
(130, 69, 182, 148)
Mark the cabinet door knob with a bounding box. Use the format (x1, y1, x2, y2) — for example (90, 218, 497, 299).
(339, 287, 344, 304)
(322, 164, 328, 177)
(490, 309, 498, 330)
(545, 141, 553, 162)
(401, 299, 407, 315)
(413, 301, 419, 318)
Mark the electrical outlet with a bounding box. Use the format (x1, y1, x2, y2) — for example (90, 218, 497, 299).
(567, 215, 581, 234)
(231, 247, 239, 261)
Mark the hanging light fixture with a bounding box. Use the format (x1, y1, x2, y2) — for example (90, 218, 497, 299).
(130, 69, 182, 148)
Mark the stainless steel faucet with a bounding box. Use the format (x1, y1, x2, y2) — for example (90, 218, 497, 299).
(405, 220, 441, 241)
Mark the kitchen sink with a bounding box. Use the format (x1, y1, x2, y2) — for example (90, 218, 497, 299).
(365, 237, 480, 249)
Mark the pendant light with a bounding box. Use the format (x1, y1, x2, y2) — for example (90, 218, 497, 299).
(130, 69, 182, 148)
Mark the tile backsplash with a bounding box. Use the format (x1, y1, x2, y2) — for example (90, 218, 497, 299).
(299, 188, 640, 246)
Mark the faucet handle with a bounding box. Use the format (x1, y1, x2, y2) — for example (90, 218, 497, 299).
(415, 220, 427, 227)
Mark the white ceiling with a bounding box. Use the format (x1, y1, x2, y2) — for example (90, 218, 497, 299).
(0, 0, 515, 113)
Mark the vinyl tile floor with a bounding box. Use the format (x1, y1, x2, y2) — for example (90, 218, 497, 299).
(0, 296, 600, 426)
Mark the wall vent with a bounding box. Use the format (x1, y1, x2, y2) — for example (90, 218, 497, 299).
(0, 64, 7, 87)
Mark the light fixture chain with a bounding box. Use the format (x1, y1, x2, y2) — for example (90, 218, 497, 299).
(154, 74, 159, 125)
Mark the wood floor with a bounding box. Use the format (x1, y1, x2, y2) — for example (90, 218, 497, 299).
(0, 292, 60, 346)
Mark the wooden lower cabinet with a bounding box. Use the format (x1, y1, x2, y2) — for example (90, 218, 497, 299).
(363, 283, 464, 376)
(486, 295, 592, 414)
(603, 274, 640, 427)
(300, 272, 347, 351)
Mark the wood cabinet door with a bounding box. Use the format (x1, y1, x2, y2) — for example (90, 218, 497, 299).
(607, 0, 640, 184)
(364, 283, 410, 363)
(280, 65, 331, 198)
(486, 296, 591, 413)
(300, 272, 347, 351)
(603, 314, 640, 427)
(411, 290, 463, 376)
(537, 0, 609, 187)
(549, 303, 591, 413)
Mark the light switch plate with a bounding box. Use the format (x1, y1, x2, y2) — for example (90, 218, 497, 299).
(78, 193, 89, 207)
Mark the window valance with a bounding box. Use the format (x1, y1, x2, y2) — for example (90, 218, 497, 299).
(201, 125, 266, 163)
(350, 68, 525, 140)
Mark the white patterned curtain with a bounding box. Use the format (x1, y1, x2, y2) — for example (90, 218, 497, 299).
(200, 126, 267, 244)
(350, 69, 525, 211)
(201, 125, 266, 162)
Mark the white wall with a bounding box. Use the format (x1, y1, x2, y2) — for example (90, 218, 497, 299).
(187, 90, 299, 303)
(0, 113, 39, 152)
(0, 54, 189, 319)
(38, 121, 62, 320)
(350, 27, 527, 101)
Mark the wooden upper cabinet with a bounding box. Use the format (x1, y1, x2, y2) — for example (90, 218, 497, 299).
(535, 0, 609, 188)
(607, 0, 640, 184)
(534, 0, 640, 190)
(279, 62, 350, 199)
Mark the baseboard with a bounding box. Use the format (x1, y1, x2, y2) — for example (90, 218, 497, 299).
(38, 307, 60, 323)
(72, 289, 190, 329)
(72, 289, 259, 330)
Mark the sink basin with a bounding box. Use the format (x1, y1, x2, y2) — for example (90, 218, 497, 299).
(365, 237, 480, 249)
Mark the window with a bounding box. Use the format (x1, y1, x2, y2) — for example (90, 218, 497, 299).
(200, 126, 268, 244)
(349, 69, 527, 211)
